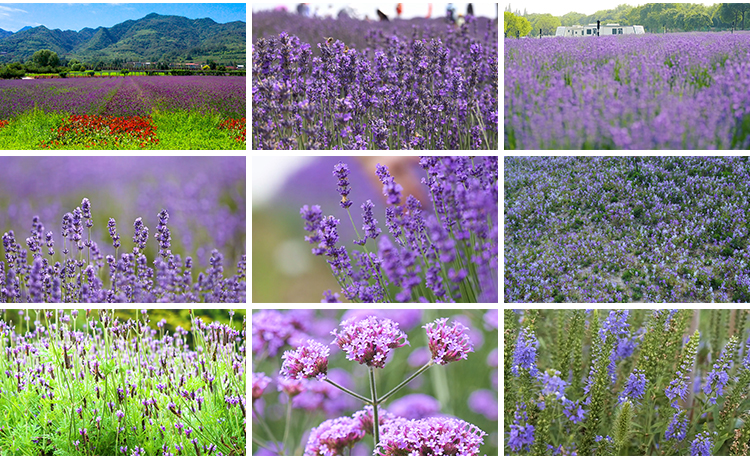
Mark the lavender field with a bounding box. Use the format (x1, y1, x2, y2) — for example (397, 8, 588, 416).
(505, 157, 750, 303)
(505, 33, 750, 149)
(0, 76, 246, 149)
(253, 11, 498, 150)
(0, 157, 245, 303)
(0, 309, 245, 455)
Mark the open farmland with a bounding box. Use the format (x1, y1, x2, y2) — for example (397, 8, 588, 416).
(505, 33, 750, 149)
(505, 157, 750, 303)
(0, 76, 246, 149)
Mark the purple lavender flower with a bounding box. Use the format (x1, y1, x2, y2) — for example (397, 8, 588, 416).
(388, 394, 441, 420)
(333, 162, 353, 209)
(512, 327, 539, 377)
(665, 410, 689, 442)
(330, 316, 408, 368)
(375, 164, 403, 206)
(108, 218, 121, 249)
(133, 217, 148, 253)
(304, 416, 365, 455)
(377, 416, 486, 455)
(689, 431, 714, 456)
(599, 310, 630, 342)
(321, 290, 341, 303)
(252, 372, 272, 401)
(665, 371, 690, 409)
(155, 209, 171, 259)
(619, 369, 647, 404)
(360, 199, 381, 241)
(81, 198, 92, 229)
(280, 340, 330, 380)
(422, 317, 474, 365)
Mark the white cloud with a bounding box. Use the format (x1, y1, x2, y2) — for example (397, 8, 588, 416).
(0, 6, 27, 14)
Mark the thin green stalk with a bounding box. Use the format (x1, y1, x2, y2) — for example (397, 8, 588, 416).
(252, 404, 283, 455)
(369, 367, 380, 451)
(282, 399, 293, 455)
(378, 361, 434, 404)
(324, 377, 371, 404)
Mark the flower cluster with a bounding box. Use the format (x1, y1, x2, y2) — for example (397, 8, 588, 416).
(506, 33, 750, 149)
(302, 157, 498, 303)
(39, 114, 160, 149)
(280, 340, 330, 380)
(0, 198, 245, 303)
(218, 117, 246, 144)
(330, 316, 409, 368)
(423, 317, 474, 365)
(511, 327, 538, 377)
(506, 157, 750, 303)
(252, 14, 498, 150)
(376, 416, 486, 455)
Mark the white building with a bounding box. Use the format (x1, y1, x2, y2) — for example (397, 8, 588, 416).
(555, 23, 645, 37)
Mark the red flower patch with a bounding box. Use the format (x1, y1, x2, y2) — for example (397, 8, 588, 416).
(40, 114, 159, 149)
(219, 117, 246, 144)
(0, 120, 9, 129)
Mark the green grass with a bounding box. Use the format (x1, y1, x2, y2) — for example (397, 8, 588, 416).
(0, 108, 245, 150)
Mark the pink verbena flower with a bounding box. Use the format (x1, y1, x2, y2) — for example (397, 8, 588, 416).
(280, 340, 330, 380)
(252, 372, 272, 401)
(376, 417, 486, 456)
(304, 416, 366, 455)
(423, 317, 474, 365)
(331, 316, 409, 369)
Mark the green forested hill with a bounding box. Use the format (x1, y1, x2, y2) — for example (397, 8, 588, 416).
(0, 13, 246, 64)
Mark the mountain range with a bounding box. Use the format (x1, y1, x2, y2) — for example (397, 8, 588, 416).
(0, 13, 245, 64)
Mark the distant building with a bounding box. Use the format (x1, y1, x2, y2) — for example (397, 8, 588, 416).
(555, 24, 645, 37)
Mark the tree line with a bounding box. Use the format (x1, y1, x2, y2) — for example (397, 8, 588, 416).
(505, 3, 750, 37)
(0, 48, 244, 79)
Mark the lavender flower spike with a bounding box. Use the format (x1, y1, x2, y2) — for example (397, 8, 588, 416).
(331, 316, 409, 369)
(280, 340, 330, 380)
(375, 164, 403, 205)
(423, 317, 474, 365)
(689, 431, 714, 456)
(333, 162, 353, 209)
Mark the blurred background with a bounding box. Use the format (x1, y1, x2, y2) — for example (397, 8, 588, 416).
(0, 308, 245, 347)
(252, 156, 435, 303)
(0, 157, 246, 276)
(253, 2, 499, 57)
(252, 308, 498, 456)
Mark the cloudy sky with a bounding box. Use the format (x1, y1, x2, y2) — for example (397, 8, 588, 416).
(0, 3, 246, 32)
(507, 1, 713, 17)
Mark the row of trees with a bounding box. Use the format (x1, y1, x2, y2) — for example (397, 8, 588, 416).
(0, 49, 244, 79)
(505, 3, 750, 37)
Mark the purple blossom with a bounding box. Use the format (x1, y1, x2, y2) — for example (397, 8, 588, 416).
(360, 200, 381, 242)
(511, 327, 538, 377)
(280, 340, 329, 380)
(422, 317, 474, 365)
(468, 389, 497, 421)
(252, 372, 272, 401)
(562, 398, 586, 424)
(375, 164, 403, 206)
(665, 371, 690, 409)
(388, 394, 441, 420)
(333, 162, 353, 209)
(665, 410, 689, 442)
(507, 402, 535, 452)
(304, 416, 365, 455)
(331, 316, 409, 368)
(619, 369, 647, 404)
(689, 431, 714, 456)
(107, 218, 120, 249)
(540, 369, 567, 398)
(377, 416, 486, 455)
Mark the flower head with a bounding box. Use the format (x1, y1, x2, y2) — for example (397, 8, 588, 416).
(619, 369, 647, 404)
(375, 164, 403, 206)
(423, 317, 474, 365)
(333, 162, 353, 209)
(540, 369, 567, 399)
(665, 410, 689, 442)
(331, 316, 409, 368)
(377, 416, 485, 455)
(252, 372, 272, 401)
(512, 327, 539, 377)
(689, 431, 714, 456)
(280, 340, 330, 380)
(304, 416, 365, 455)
